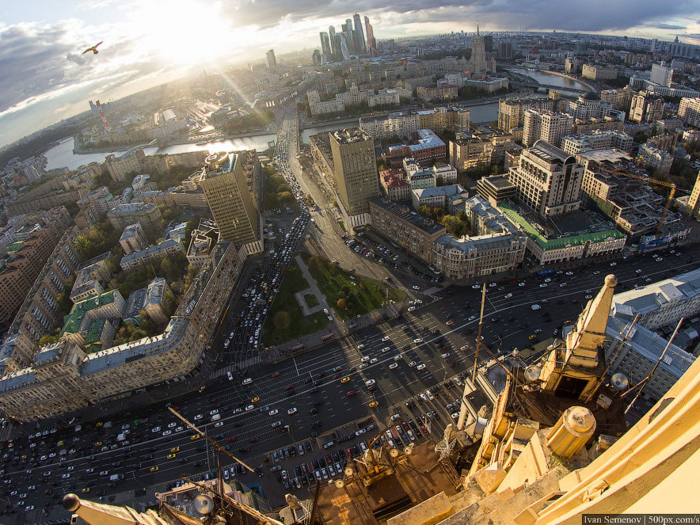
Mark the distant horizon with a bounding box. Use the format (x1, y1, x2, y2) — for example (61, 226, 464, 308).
(1, 0, 698, 151)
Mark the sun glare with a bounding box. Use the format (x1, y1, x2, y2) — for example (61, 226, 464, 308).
(131, 0, 234, 66)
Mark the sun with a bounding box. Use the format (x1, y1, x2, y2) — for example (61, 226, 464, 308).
(131, 0, 234, 66)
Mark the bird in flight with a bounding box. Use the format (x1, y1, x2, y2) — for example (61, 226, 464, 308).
(82, 41, 103, 55)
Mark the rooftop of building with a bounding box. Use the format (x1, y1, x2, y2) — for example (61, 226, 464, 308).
(413, 184, 466, 200)
(124, 287, 147, 320)
(498, 201, 625, 251)
(107, 202, 157, 215)
(612, 268, 700, 320)
(119, 223, 142, 241)
(370, 197, 446, 235)
(84, 318, 108, 352)
(120, 238, 182, 266)
(144, 277, 168, 309)
(435, 232, 521, 253)
(331, 128, 370, 144)
(478, 174, 515, 190)
(527, 140, 573, 165)
(61, 291, 119, 336)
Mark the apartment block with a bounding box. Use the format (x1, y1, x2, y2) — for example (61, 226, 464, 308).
(498, 96, 556, 133)
(629, 92, 665, 123)
(200, 153, 262, 254)
(330, 128, 381, 226)
(118, 223, 149, 255)
(507, 141, 584, 217)
(678, 97, 700, 127)
(567, 92, 612, 121)
(369, 198, 445, 264)
(449, 131, 518, 173)
(412, 184, 467, 210)
(104, 149, 146, 183)
(523, 109, 574, 147)
(581, 64, 619, 81)
(119, 238, 184, 271)
(0, 242, 242, 422)
(107, 202, 163, 233)
(416, 85, 458, 102)
(388, 129, 447, 168)
(560, 130, 634, 155)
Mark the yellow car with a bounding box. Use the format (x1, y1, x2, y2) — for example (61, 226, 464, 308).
(20, 455, 27, 460)
(198, 386, 206, 393)
(150, 466, 159, 472)
(341, 376, 350, 383)
(94, 442, 102, 447)
(251, 397, 260, 403)
(446, 320, 454, 326)
(190, 434, 201, 441)
(170, 447, 180, 453)
(167, 453, 177, 459)
(369, 401, 379, 408)
(528, 334, 537, 340)
(96, 422, 103, 427)
(81, 487, 90, 493)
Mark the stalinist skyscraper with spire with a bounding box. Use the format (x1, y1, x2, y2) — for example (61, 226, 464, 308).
(467, 22, 496, 78)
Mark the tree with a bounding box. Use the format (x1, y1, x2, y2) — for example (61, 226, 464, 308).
(39, 335, 59, 346)
(336, 298, 347, 309)
(436, 175, 445, 187)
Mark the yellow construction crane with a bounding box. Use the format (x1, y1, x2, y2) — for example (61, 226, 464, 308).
(597, 165, 689, 234)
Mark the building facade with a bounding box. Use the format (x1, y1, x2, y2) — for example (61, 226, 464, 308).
(629, 92, 665, 123)
(106, 203, 163, 233)
(0, 242, 243, 422)
(329, 128, 381, 226)
(507, 141, 584, 217)
(523, 109, 574, 148)
(118, 223, 149, 255)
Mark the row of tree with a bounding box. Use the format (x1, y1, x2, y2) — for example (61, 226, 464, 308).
(262, 166, 297, 211)
(418, 206, 471, 237)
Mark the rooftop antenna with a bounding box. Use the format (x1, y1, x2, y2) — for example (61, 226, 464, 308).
(472, 283, 487, 383)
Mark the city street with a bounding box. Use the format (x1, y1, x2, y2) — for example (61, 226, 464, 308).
(1, 227, 697, 522)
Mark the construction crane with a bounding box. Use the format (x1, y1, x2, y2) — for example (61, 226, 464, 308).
(597, 165, 689, 234)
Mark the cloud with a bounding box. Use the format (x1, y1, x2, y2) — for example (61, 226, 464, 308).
(646, 23, 687, 30)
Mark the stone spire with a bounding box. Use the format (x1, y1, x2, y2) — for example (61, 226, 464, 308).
(564, 274, 618, 368)
(476, 21, 480, 36)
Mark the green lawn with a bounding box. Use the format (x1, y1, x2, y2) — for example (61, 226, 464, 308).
(302, 253, 405, 320)
(304, 293, 320, 308)
(261, 260, 328, 346)
(338, 220, 346, 232)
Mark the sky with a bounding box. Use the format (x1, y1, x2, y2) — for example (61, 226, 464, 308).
(1, 0, 700, 149)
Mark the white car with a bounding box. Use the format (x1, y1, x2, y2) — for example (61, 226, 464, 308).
(245, 405, 254, 412)
(539, 283, 548, 288)
(408, 306, 416, 312)
(361, 356, 370, 363)
(209, 409, 219, 416)
(163, 430, 172, 436)
(471, 284, 480, 289)
(389, 363, 399, 370)
(381, 346, 391, 353)
(168, 422, 176, 428)
(413, 338, 423, 344)
(287, 407, 297, 415)
(365, 379, 376, 387)
(214, 422, 224, 428)
(408, 361, 417, 367)
(417, 364, 427, 370)
(242, 378, 253, 386)
(531, 304, 541, 310)
(151, 426, 161, 433)
(518, 282, 526, 287)
(412, 285, 420, 290)
(393, 354, 403, 361)
(441, 352, 451, 358)
(370, 357, 378, 364)
(194, 414, 203, 421)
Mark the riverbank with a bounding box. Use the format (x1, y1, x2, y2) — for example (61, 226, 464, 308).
(71, 128, 276, 155)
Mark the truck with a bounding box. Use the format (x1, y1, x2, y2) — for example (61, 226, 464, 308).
(109, 474, 124, 482)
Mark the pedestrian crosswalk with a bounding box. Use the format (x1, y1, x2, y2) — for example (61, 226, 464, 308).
(421, 286, 443, 297)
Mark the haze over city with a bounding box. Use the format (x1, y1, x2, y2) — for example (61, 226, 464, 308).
(2, 0, 700, 147)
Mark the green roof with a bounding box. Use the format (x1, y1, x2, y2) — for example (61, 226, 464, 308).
(7, 241, 23, 253)
(498, 201, 625, 252)
(61, 291, 117, 336)
(85, 318, 108, 345)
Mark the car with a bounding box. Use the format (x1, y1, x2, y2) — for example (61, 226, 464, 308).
(446, 320, 454, 326)
(162, 430, 172, 436)
(413, 338, 423, 344)
(389, 363, 399, 370)
(271, 371, 281, 378)
(346, 391, 357, 397)
(381, 346, 391, 353)
(341, 376, 350, 383)
(285, 384, 295, 390)
(167, 453, 177, 459)
(529, 334, 537, 340)
(610, 262, 617, 266)
(408, 306, 416, 312)
(271, 421, 282, 428)
(416, 364, 426, 370)
(370, 357, 378, 364)
(190, 434, 201, 441)
(287, 408, 297, 415)
(150, 466, 159, 472)
(412, 285, 420, 290)
(531, 304, 541, 310)
(269, 409, 279, 416)
(369, 401, 379, 408)
(242, 378, 253, 385)
(245, 405, 255, 412)
(441, 352, 451, 358)
(539, 283, 548, 288)
(519, 282, 526, 287)
(194, 414, 203, 421)
(408, 361, 417, 367)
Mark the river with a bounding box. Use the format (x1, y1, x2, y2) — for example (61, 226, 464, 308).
(46, 103, 506, 171)
(508, 68, 594, 95)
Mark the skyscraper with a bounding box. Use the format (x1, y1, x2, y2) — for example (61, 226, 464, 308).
(319, 32, 331, 62)
(330, 128, 381, 225)
(364, 16, 377, 55)
(201, 153, 261, 251)
(353, 13, 366, 55)
(266, 49, 276, 69)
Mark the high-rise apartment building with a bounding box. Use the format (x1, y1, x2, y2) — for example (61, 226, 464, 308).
(629, 92, 665, 123)
(679, 97, 700, 127)
(567, 92, 612, 121)
(498, 96, 555, 133)
(650, 62, 673, 87)
(508, 141, 584, 217)
(522, 109, 574, 147)
(330, 128, 381, 226)
(266, 49, 276, 69)
(200, 153, 262, 254)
